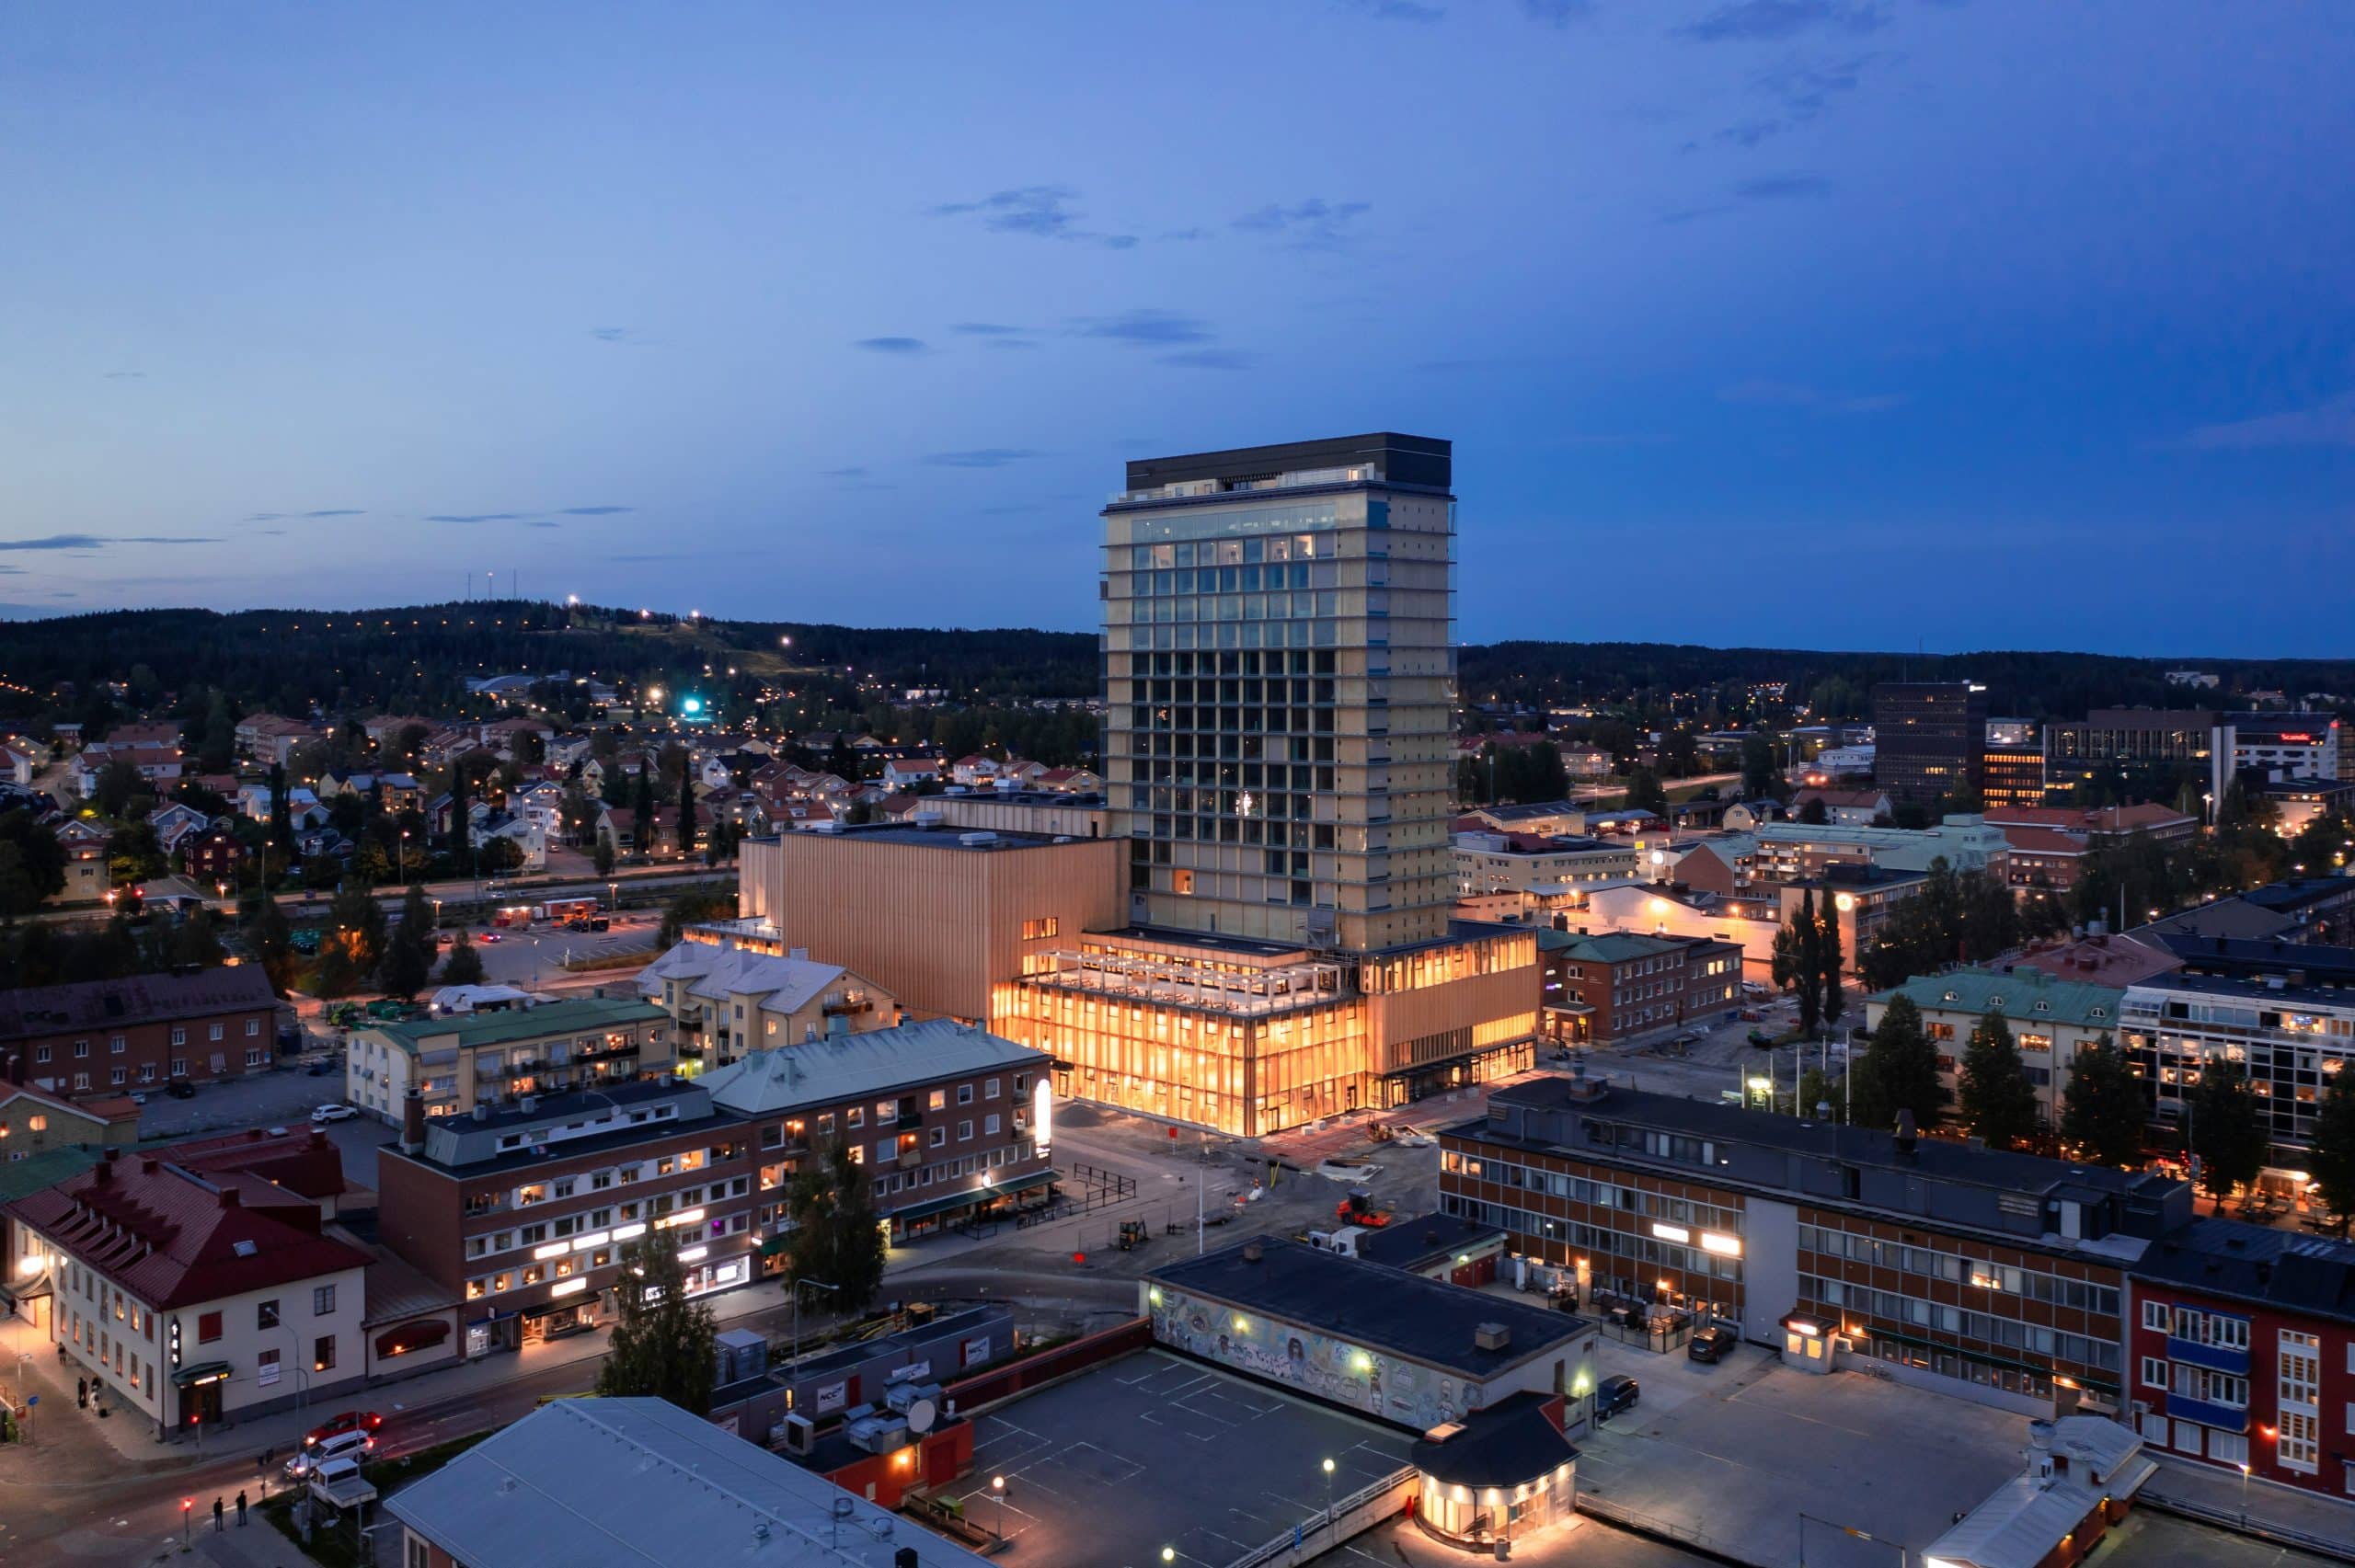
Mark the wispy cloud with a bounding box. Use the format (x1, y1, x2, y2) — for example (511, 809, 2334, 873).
(103, 371, 146, 381)
(1720, 379, 1907, 413)
(1735, 173, 1833, 200)
(247, 509, 364, 521)
(855, 336, 929, 354)
(1157, 349, 1258, 372)
(928, 186, 1137, 249)
(2182, 394, 2355, 451)
(425, 513, 524, 524)
(820, 467, 868, 479)
(1072, 310, 1215, 347)
(952, 323, 1028, 337)
(923, 449, 1043, 468)
(557, 506, 634, 516)
(1718, 52, 1881, 145)
(1521, 0, 1596, 22)
(1678, 1, 1888, 42)
(1338, 0, 1445, 21)
(0, 533, 218, 551)
(1232, 198, 1372, 252)
(526, 521, 562, 529)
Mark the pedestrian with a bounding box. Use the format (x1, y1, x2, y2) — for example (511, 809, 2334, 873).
(213, 1495, 224, 1533)
(76, 1376, 87, 1409)
(236, 1489, 248, 1527)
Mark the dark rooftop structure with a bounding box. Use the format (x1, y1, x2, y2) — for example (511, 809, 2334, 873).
(798, 821, 1089, 853)
(1146, 1234, 1586, 1381)
(2131, 969, 2355, 1013)
(1410, 1391, 1579, 1491)
(1353, 1211, 1507, 1275)
(0, 965, 275, 1048)
(1120, 432, 1452, 496)
(2154, 934, 2355, 990)
(2132, 1219, 2355, 1324)
(1465, 1074, 2191, 1256)
(396, 1079, 737, 1176)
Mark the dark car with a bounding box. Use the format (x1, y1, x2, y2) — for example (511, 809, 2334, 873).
(164, 1079, 197, 1099)
(1688, 1325, 1738, 1364)
(1595, 1374, 1640, 1420)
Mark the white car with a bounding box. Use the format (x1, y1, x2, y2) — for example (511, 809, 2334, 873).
(310, 1104, 359, 1125)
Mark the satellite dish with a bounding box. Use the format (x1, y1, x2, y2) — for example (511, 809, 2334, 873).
(905, 1398, 936, 1435)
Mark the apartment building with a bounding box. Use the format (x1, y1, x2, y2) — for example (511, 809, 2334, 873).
(2128, 1219, 2355, 1497)
(0, 967, 279, 1094)
(1750, 817, 2012, 880)
(695, 1016, 1052, 1244)
(348, 997, 672, 1122)
(2120, 971, 2355, 1159)
(375, 1081, 761, 1355)
(6, 1149, 370, 1438)
(635, 943, 898, 1070)
(1538, 929, 1741, 1045)
(1865, 967, 2130, 1131)
(1441, 1073, 2189, 1414)
(1453, 829, 1638, 921)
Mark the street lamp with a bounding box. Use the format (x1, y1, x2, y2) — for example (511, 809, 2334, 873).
(1161, 1550, 1175, 1564)
(1322, 1457, 1336, 1540)
(992, 1474, 1006, 1539)
(2241, 1461, 2251, 1523)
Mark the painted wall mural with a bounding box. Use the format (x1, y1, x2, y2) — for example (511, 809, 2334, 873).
(1148, 1288, 1482, 1431)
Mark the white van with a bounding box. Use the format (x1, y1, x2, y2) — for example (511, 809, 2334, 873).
(307, 1453, 365, 1490)
(287, 1427, 372, 1476)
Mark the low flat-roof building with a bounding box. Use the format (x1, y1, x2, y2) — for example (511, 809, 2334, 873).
(1442, 1071, 2191, 1415)
(1143, 1233, 1600, 1434)
(387, 1396, 994, 1568)
(348, 996, 672, 1123)
(1349, 1210, 1509, 1286)
(2120, 970, 2355, 1157)
(1409, 1391, 1581, 1553)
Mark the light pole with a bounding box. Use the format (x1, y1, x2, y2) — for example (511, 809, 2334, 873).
(400, 830, 409, 887)
(2241, 1462, 2251, 1524)
(992, 1474, 1006, 1540)
(789, 1276, 840, 1370)
(1322, 1457, 1336, 1540)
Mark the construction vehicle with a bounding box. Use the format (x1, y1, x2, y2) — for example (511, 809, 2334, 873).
(1117, 1219, 1152, 1251)
(1336, 1189, 1394, 1229)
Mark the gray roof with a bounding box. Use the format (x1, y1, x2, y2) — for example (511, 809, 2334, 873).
(385, 1396, 991, 1567)
(637, 944, 857, 1018)
(697, 1018, 1043, 1116)
(0, 966, 275, 1045)
(2133, 1219, 2355, 1325)
(1351, 1211, 1506, 1273)
(1146, 1234, 1587, 1380)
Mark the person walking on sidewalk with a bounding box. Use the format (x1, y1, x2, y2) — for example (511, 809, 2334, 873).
(236, 1489, 248, 1527)
(213, 1496, 224, 1533)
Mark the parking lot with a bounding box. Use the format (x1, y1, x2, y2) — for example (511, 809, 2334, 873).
(468, 910, 660, 986)
(948, 1348, 1411, 1566)
(131, 1056, 348, 1140)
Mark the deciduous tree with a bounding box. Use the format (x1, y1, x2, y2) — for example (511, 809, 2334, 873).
(1851, 993, 1947, 1133)
(596, 1228, 718, 1415)
(2059, 1034, 2147, 1169)
(2189, 1059, 2269, 1201)
(1959, 1008, 2038, 1150)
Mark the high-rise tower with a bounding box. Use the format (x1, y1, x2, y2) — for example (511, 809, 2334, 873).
(1101, 434, 1458, 952)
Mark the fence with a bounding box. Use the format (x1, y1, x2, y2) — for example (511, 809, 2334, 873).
(1223, 1466, 1417, 1568)
(941, 1316, 1152, 1416)
(1063, 1162, 1138, 1211)
(2139, 1488, 2355, 1565)
(1573, 1492, 1750, 1567)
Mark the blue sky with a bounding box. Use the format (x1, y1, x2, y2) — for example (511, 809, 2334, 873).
(3, 2, 2350, 654)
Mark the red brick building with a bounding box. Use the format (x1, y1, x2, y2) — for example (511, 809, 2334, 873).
(0, 967, 278, 1096)
(1536, 929, 1741, 1045)
(2128, 1219, 2355, 1496)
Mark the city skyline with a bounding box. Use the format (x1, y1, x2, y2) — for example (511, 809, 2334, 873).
(5, 3, 2352, 655)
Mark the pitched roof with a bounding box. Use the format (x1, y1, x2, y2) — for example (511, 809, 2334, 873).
(636, 944, 857, 1018)
(5, 1154, 370, 1309)
(696, 1018, 1039, 1115)
(362, 996, 664, 1053)
(0, 966, 275, 1047)
(1872, 966, 2125, 1029)
(385, 1398, 992, 1568)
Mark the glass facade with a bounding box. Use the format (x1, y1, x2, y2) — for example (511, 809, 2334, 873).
(1102, 474, 1457, 951)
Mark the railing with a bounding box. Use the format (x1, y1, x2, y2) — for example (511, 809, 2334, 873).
(1223, 1467, 1415, 1568)
(2138, 1488, 2355, 1564)
(1573, 1492, 1740, 1559)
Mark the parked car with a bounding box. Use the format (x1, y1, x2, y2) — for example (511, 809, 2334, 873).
(482, 932, 504, 944)
(286, 1426, 373, 1475)
(164, 1079, 196, 1099)
(310, 1103, 359, 1124)
(128, 1092, 148, 1106)
(1595, 1374, 1641, 1420)
(305, 1410, 384, 1448)
(1746, 1028, 1775, 1047)
(1688, 1326, 1738, 1364)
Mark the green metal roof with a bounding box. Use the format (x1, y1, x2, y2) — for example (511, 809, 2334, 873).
(360, 996, 664, 1051)
(0, 1146, 103, 1206)
(1534, 929, 1687, 964)
(1872, 967, 2125, 1030)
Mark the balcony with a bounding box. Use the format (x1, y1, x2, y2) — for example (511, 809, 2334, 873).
(2161, 1391, 2248, 1434)
(895, 1112, 924, 1131)
(2167, 1336, 2249, 1375)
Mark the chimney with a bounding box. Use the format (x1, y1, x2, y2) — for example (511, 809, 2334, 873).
(1894, 1107, 1918, 1157)
(218, 1186, 241, 1209)
(140, 1156, 159, 1174)
(401, 1087, 427, 1154)
(1242, 1241, 1264, 1264)
(1474, 1322, 1511, 1353)
(91, 1157, 112, 1185)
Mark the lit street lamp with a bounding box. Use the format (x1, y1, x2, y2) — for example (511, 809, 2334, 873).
(992, 1474, 1006, 1539)
(1323, 1457, 1336, 1541)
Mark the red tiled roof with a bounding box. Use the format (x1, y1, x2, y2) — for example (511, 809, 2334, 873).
(2002, 827, 2089, 856)
(1794, 788, 1889, 808)
(0, 967, 275, 1047)
(2011, 933, 2183, 986)
(6, 1154, 369, 1310)
(166, 1125, 349, 1202)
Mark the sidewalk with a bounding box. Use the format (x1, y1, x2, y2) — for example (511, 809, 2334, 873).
(2142, 1451, 2355, 1560)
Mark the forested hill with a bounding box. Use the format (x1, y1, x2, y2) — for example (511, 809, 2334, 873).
(0, 602, 2346, 733)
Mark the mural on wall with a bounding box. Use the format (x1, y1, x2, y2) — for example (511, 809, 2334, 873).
(1149, 1289, 1479, 1430)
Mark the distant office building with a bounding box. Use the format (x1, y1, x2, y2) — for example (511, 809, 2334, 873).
(2042, 709, 2225, 805)
(2223, 712, 2351, 783)
(1981, 720, 2045, 808)
(1871, 682, 1987, 804)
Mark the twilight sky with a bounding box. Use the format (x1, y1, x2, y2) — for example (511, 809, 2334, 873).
(4, 2, 2351, 655)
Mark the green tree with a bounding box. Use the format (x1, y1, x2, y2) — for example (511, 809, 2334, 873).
(0, 809, 68, 915)
(1797, 1066, 1846, 1123)
(1818, 898, 1845, 1033)
(96, 759, 143, 818)
(167, 909, 227, 970)
(440, 927, 486, 986)
(677, 750, 699, 857)
(379, 885, 435, 1000)
(1958, 1008, 2039, 1150)
(1623, 767, 1668, 817)
(1740, 733, 1777, 799)
(250, 891, 297, 993)
(784, 1141, 888, 1314)
(592, 832, 616, 877)
(2189, 1059, 2269, 1200)
(2059, 1034, 2147, 1169)
(596, 1228, 719, 1415)
(2307, 1069, 2355, 1236)
(1796, 795, 1829, 826)
(267, 762, 293, 854)
(630, 767, 657, 855)
(1850, 993, 1948, 1132)
(1779, 888, 1824, 1037)
(327, 880, 386, 972)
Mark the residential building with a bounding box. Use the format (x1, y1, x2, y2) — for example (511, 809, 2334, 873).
(347, 997, 673, 1123)
(1865, 968, 2130, 1131)
(1143, 1233, 1601, 1435)
(635, 943, 898, 1069)
(2223, 712, 2352, 783)
(57, 818, 109, 901)
(1871, 681, 1987, 804)
(1751, 817, 2011, 880)
(1453, 829, 1637, 921)
(1921, 1416, 2157, 1568)
(2126, 1219, 2355, 1495)
(2044, 709, 2227, 806)
(696, 1016, 1053, 1243)
(880, 756, 940, 790)
(1790, 788, 1891, 827)
(6, 1149, 371, 1436)
(1442, 1074, 2191, 1414)
(0, 967, 278, 1094)
(1, 738, 40, 786)
(1986, 803, 2200, 898)
(924, 789, 1110, 840)
(0, 1082, 140, 1152)
(375, 1080, 761, 1352)
(1538, 929, 1741, 1045)
(2120, 956, 2355, 1157)
(386, 1397, 994, 1568)
(2011, 929, 2186, 988)
(733, 822, 1126, 1024)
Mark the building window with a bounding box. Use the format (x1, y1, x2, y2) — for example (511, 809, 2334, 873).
(73, 1040, 88, 1059)
(958, 1084, 974, 1105)
(314, 1336, 337, 1373)
(170, 1028, 185, 1047)
(958, 1120, 973, 1142)
(209, 1024, 224, 1042)
(930, 1127, 946, 1148)
(258, 1300, 279, 1330)
(985, 1115, 1001, 1136)
(2141, 1356, 2165, 1389)
(313, 1284, 337, 1316)
(928, 1090, 946, 1112)
(247, 1019, 261, 1037)
(109, 1036, 125, 1055)
(1021, 917, 1060, 941)
(198, 1311, 222, 1344)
